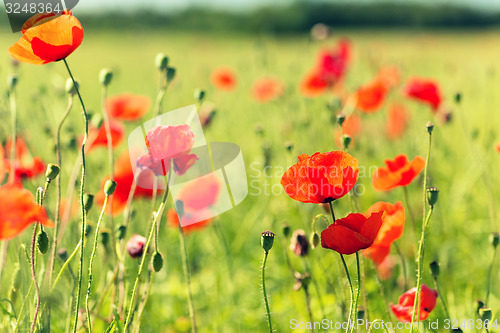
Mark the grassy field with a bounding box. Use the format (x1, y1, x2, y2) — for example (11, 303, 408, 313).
(1, 26, 500, 332)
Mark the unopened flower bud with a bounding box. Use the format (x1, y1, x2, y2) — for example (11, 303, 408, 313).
(430, 260, 440, 278)
(454, 92, 462, 104)
(58, 248, 68, 262)
(152, 251, 164, 272)
(166, 67, 176, 83)
(155, 53, 169, 71)
(99, 68, 113, 87)
(282, 223, 291, 237)
(8, 73, 18, 90)
(99, 229, 111, 247)
(45, 163, 60, 181)
(261, 230, 275, 253)
(127, 234, 147, 258)
(194, 89, 206, 103)
(83, 193, 94, 213)
(37, 230, 49, 254)
(104, 179, 117, 196)
(426, 121, 434, 134)
(342, 134, 352, 150)
(476, 300, 485, 314)
(490, 232, 499, 249)
(65, 78, 79, 96)
(357, 307, 365, 321)
(284, 141, 294, 152)
(336, 112, 346, 127)
(115, 224, 126, 241)
(479, 307, 492, 322)
(310, 232, 320, 249)
(451, 329, 463, 333)
(85, 223, 93, 238)
(426, 187, 439, 207)
(290, 229, 309, 257)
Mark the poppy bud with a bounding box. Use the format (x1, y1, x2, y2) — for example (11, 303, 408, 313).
(254, 123, 264, 136)
(194, 89, 206, 103)
(36, 187, 44, 204)
(490, 232, 499, 249)
(45, 163, 60, 182)
(310, 232, 320, 249)
(115, 224, 126, 241)
(282, 223, 291, 237)
(85, 223, 93, 238)
(342, 134, 352, 150)
(8, 263, 22, 304)
(83, 193, 94, 213)
(7, 73, 18, 90)
(284, 141, 294, 152)
(454, 92, 462, 104)
(104, 179, 117, 196)
(452, 329, 463, 333)
(426, 187, 439, 207)
(290, 229, 309, 257)
(65, 78, 79, 96)
(476, 300, 485, 314)
(99, 229, 111, 247)
(166, 67, 176, 83)
(152, 251, 164, 272)
(261, 230, 275, 253)
(155, 53, 169, 71)
(336, 112, 346, 127)
(326, 98, 341, 112)
(262, 142, 272, 168)
(479, 307, 492, 322)
(430, 260, 440, 278)
(37, 230, 49, 254)
(127, 234, 147, 258)
(99, 68, 113, 87)
(357, 307, 365, 321)
(426, 121, 434, 134)
(91, 114, 104, 129)
(58, 248, 69, 262)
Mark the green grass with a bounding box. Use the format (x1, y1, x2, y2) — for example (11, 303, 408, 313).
(0, 27, 499, 332)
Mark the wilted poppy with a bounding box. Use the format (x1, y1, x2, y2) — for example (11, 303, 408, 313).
(354, 77, 389, 113)
(405, 78, 442, 111)
(106, 94, 151, 121)
(0, 183, 54, 240)
(127, 234, 147, 258)
(86, 119, 124, 152)
(363, 201, 405, 264)
(9, 11, 84, 65)
(281, 151, 359, 204)
(136, 125, 198, 176)
(211, 68, 237, 91)
(4, 137, 45, 182)
(252, 78, 285, 102)
(391, 284, 438, 322)
(386, 103, 409, 140)
(321, 212, 384, 255)
(372, 154, 425, 191)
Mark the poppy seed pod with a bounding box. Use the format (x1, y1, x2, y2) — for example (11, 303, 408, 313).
(490, 232, 499, 249)
(342, 134, 352, 150)
(454, 92, 462, 104)
(99, 229, 111, 247)
(357, 307, 365, 321)
(479, 307, 492, 322)
(194, 89, 206, 104)
(426, 121, 434, 134)
(155, 53, 169, 71)
(426, 187, 439, 207)
(45, 163, 60, 182)
(281, 223, 291, 237)
(336, 112, 346, 127)
(37, 230, 49, 254)
(115, 225, 126, 241)
(127, 234, 147, 258)
(430, 261, 440, 278)
(166, 67, 176, 83)
(290, 229, 309, 257)
(261, 230, 275, 253)
(99, 68, 113, 87)
(310, 232, 320, 249)
(152, 251, 164, 272)
(83, 193, 94, 213)
(104, 179, 117, 196)
(65, 78, 79, 96)
(7, 73, 18, 90)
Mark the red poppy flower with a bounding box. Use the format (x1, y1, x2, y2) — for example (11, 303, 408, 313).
(321, 212, 384, 255)
(0, 183, 54, 240)
(354, 77, 389, 113)
(97, 151, 158, 216)
(4, 137, 45, 182)
(86, 120, 124, 152)
(252, 78, 285, 102)
(9, 11, 83, 65)
(281, 151, 359, 204)
(495, 143, 500, 153)
(106, 94, 151, 121)
(386, 103, 409, 140)
(405, 78, 442, 111)
(136, 125, 198, 176)
(372, 154, 425, 191)
(211, 68, 237, 91)
(363, 201, 405, 264)
(299, 71, 330, 97)
(167, 209, 212, 233)
(391, 285, 438, 322)
(0, 145, 5, 183)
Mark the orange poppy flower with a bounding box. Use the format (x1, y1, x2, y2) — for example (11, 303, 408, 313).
(321, 212, 384, 255)
(211, 68, 237, 91)
(281, 151, 359, 204)
(354, 77, 389, 113)
(372, 154, 425, 191)
(299, 71, 330, 97)
(4, 137, 45, 182)
(363, 201, 405, 264)
(495, 143, 500, 153)
(106, 94, 151, 121)
(87, 119, 124, 152)
(391, 284, 438, 322)
(377, 66, 400, 88)
(167, 209, 212, 233)
(97, 151, 158, 216)
(0, 145, 5, 183)
(252, 78, 285, 102)
(405, 78, 442, 111)
(9, 11, 83, 65)
(335, 113, 362, 148)
(0, 183, 54, 240)
(386, 103, 409, 140)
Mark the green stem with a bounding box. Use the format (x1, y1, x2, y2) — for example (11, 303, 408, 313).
(261, 251, 273, 333)
(349, 252, 361, 333)
(485, 246, 497, 305)
(179, 223, 197, 333)
(432, 276, 450, 320)
(30, 223, 41, 333)
(340, 254, 354, 333)
(9, 85, 17, 184)
(304, 287, 314, 333)
(51, 240, 81, 293)
(85, 195, 109, 332)
(63, 58, 89, 333)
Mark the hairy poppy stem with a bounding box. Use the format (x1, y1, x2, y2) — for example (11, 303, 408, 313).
(30, 222, 41, 333)
(85, 194, 110, 332)
(349, 252, 362, 333)
(261, 251, 273, 333)
(63, 58, 89, 333)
